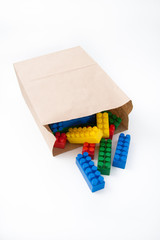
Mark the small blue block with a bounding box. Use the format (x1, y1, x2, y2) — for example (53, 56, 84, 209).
(112, 133, 131, 169)
(76, 152, 105, 192)
(49, 122, 64, 133)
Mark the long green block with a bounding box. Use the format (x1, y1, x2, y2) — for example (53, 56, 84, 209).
(98, 138, 112, 175)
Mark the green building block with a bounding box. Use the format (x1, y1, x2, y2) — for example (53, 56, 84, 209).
(107, 112, 122, 129)
(98, 138, 112, 175)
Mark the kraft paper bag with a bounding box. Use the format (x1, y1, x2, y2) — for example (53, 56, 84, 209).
(14, 46, 133, 156)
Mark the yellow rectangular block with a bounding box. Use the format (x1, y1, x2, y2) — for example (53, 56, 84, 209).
(96, 112, 109, 138)
(66, 126, 103, 144)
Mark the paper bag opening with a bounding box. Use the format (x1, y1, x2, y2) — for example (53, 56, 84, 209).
(49, 100, 133, 156)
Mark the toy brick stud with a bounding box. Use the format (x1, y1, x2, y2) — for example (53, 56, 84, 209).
(55, 132, 61, 138)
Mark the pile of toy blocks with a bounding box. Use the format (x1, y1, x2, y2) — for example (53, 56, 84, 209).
(49, 111, 131, 193)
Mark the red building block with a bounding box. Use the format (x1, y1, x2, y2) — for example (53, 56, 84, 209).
(54, 132, 67, 149)
(82, 142, 96, 159)
(109, 124, 115, 140)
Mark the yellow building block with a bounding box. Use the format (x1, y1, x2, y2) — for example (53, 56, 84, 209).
(66, 126, 103, 144)
(96, 112, 109, 138)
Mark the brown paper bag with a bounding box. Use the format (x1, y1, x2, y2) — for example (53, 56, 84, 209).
(14, 46, 133, 156)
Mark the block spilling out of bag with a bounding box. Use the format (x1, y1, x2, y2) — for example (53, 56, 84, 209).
(14, 46, 133, 156)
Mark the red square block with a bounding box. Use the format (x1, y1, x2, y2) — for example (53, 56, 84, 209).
(82, 142, 96, 159)
(54, 132, 67, 149)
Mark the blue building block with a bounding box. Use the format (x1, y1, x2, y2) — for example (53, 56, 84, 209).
(49, 122, 64, 133)
(112, 133, 131, 169)
(49, 114, 96, 133)
(76, 152, 105, 192)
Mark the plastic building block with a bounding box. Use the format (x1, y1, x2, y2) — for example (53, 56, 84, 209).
(107, 112, 122, 129)
(98, 138, 112, 175)
(76, 152, 105, 192)
(82, 142, 96, 159)
(61, 114, 95, 129)
(66, 126, 103, 144)
(49, 114, 96, 134)
(112, 133, 131, 169)
(96, 112, 109, 138)
(109, 124, 115, 140)
(49, 122, 64, 133)
(54, 132, 67, 149)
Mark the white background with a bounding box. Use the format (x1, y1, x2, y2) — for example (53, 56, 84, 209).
(0, 0, 160, 239)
